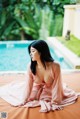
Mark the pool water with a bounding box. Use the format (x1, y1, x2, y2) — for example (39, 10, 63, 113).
(0, 41, 72, 71)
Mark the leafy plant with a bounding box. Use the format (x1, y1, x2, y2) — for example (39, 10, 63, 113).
(0, 0, 76, 40)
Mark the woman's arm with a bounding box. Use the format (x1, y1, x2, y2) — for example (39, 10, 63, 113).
(51, 62, 64, 104)
(23, 64, 33, 102)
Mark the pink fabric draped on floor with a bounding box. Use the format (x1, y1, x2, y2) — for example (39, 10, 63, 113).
(0, 62, 79, 112)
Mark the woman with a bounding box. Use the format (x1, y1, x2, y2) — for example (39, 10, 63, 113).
(0, 40, 79, 112)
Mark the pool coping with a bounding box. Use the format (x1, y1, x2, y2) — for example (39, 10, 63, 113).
(0, 40, 32, 44)
(47, 37, 80, 70)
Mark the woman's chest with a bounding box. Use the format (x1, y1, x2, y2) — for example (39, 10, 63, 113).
(33, 67, 54, 85)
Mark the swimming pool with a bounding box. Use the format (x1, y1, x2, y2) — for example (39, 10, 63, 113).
(0, 41, 72, 71)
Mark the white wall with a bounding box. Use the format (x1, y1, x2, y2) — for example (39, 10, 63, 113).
(63, 5, 80, 39)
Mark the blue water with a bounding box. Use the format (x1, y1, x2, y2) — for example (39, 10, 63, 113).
(0, 41, 72, 71)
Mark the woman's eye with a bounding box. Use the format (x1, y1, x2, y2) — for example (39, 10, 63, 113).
(31, 50, 35, 53)
(32, 51, 35, 52)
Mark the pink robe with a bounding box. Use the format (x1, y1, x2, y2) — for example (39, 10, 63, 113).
(0, 62, 79, 112)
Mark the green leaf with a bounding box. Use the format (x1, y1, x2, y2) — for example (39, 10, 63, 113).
(15, 17, 36, 34)
(0, 11, 6, 26)
(2, 22, 15, 37)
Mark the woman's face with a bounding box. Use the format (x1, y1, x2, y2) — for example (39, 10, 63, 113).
(30, 47, 40, 61)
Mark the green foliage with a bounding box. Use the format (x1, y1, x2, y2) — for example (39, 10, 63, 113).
(39, 9, 52, 40)
(52, 15, 63, 36)
(0, 0, 76, 40)
(76, 0, 80, 3)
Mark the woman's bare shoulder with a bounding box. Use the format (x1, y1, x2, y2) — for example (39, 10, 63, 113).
(51, 61, 60, 69)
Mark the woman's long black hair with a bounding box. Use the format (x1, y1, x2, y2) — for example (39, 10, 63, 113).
(28, 40, 54, 75)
